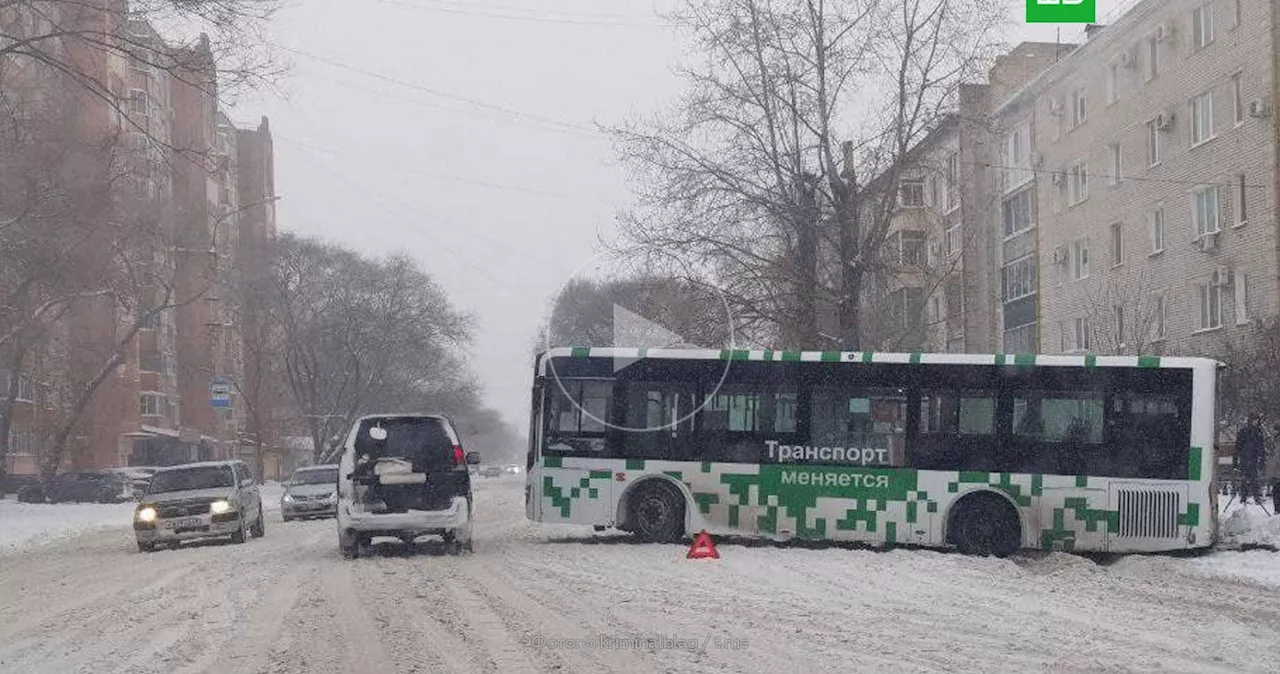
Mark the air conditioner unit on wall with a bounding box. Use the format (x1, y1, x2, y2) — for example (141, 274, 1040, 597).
(1052, 247, 1068, 264)
(1249, 100, 1272, 118)
(1156, 112, 1174, 130)
(1049, 99, 1065, 116)
(1052, 171, 1066, 186)
(1198, 231, 1220, 252)
(1155, 22, 1173, 43)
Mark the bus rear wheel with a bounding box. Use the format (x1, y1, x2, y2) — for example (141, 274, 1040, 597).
(948, 492, 1021, 558)
(628, 481, 686, 544)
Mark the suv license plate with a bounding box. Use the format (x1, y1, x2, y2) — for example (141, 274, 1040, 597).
(166, 517, 203, 529)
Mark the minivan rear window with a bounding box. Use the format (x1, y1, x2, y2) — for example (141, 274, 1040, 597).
(355, 417, 455, 469)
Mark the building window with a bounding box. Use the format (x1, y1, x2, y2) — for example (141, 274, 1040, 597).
(1146, 118, 1162, 166)
(898, 230, 927, 265)
(1110, 222, 1124, 266)
(130, 89, 149, 116)
(3, 372, 34, 402)
(1236, 174, 1247, 225)
(1072, 238, 1090, 280)
(945, 221, 961, 256)
(945, 152, 959, 211)
(1233, 73, 1244, 126)
(1071, 87, 1087, 128)
(1059, 322, 1069, 352)
(1003, 122, 1032, 190)
(1003, 256, 1037, 302)
(1150, 208, 1165, 253)
(1145, 34, 1160, 81)
(1191, 91, 1214, 146)
(1114, 305, 1126, 345)
(1068, 162, 1088, 205)
(1075, 316, 1092, 351)
(1193, 186, 1221, 236)
(1108, 143, 1122, 185)
(1106, 62, 1119, 105)
(1192, 4, 1214, 50)
(1197, 282, 1223, 331)
(1235, 272, 1250, 324)
(899, 178, 925, 208)
(1154, 296, 1167, 339)
(1002, 188, 1033, 236)
(891, 287, 925, 330)
(140, 393, 164, 417)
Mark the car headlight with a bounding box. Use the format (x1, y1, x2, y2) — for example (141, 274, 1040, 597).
(282, 493, 295, 503)
(210, 499, 234, 515)
(325, 492, 336, 501)
(136, 506, 157, 523)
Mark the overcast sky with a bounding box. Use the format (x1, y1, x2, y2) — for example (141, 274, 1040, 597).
(232, 0, 1142, 431)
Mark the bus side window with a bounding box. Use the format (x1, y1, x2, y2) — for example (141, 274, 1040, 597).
(913, 390, 998, 471)
(545, 380, 613, 456)
(619, 381, 694, 460)
(810, 387, 907, 467)
(1011, 392, 1105, 476)
(696, 385, 798, 463)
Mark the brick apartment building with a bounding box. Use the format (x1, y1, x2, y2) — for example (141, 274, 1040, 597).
(0, 5, 278, 480)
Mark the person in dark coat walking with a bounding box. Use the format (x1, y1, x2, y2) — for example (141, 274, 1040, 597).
(1235, 413, 1266, 505)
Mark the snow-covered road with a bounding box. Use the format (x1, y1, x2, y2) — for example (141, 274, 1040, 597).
(1, 476, 1279, 674)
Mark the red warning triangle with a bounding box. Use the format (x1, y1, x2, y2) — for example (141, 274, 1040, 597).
(686, 530, 719, 559)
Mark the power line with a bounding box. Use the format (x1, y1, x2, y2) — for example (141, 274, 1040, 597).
(368, 0, 662, 27)
(279, 45, 603, 138)
(272, 133, 618, 204)
(279, 141, 570, 281)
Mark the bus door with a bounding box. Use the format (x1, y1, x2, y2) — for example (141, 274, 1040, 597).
(538, 378, 617, 526)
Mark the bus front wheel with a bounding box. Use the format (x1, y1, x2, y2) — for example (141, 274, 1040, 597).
(948, 492, 1021, 558)
(628, 481, 686, 544)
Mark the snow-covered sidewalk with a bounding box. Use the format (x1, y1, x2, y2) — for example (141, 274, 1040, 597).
(0, 498, 135, 554)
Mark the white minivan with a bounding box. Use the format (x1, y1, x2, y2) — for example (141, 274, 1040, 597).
(336, 414, 481, 558)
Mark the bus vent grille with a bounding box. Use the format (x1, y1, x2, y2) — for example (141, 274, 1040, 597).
(1116, 489, 1180, 539)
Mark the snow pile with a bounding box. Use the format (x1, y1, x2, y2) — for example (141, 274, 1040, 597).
(0, 498, 134, 553)
(1185, 550, 1280, 590)
(1219, 505, 1280, 547)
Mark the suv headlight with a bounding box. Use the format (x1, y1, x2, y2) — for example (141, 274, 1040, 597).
(136, 506, 157, 523)
(282, 493, 295, 503)
(210, 499, 234, 515)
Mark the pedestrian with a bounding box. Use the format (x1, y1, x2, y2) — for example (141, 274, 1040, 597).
(1267, 423, 1280, 514)
(1234, 413, 1266, 506)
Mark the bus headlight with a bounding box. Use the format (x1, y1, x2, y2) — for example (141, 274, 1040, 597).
(136, 506, 157, 523)
(210, 500, 234, 515)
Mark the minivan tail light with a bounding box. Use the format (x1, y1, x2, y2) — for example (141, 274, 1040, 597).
(452, 446, 465, 466)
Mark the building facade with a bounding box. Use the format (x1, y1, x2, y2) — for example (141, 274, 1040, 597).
(1028, 0, 1278, 358)
(0, 5, 277, 482)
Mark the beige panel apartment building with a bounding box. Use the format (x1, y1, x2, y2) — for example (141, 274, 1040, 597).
(1019, 0, 1278, 357)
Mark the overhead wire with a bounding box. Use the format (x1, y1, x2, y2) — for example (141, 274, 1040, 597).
(272, 133, 618, 204)
(368, 0, 663, 27)
(279, 45, 604, 139)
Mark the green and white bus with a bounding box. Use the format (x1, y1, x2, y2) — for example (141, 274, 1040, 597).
(525, 347, 1220, 556)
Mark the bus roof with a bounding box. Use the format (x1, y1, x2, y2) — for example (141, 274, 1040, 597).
(537, 347, 1222, 372)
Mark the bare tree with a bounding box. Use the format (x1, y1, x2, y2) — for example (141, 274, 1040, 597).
(609, 0, 1004, 351)
(270, 235, 474, 462)
(1, 0, 279, 142)
(1078, 267, 1166, 356)
(540, 275, 734, 351)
